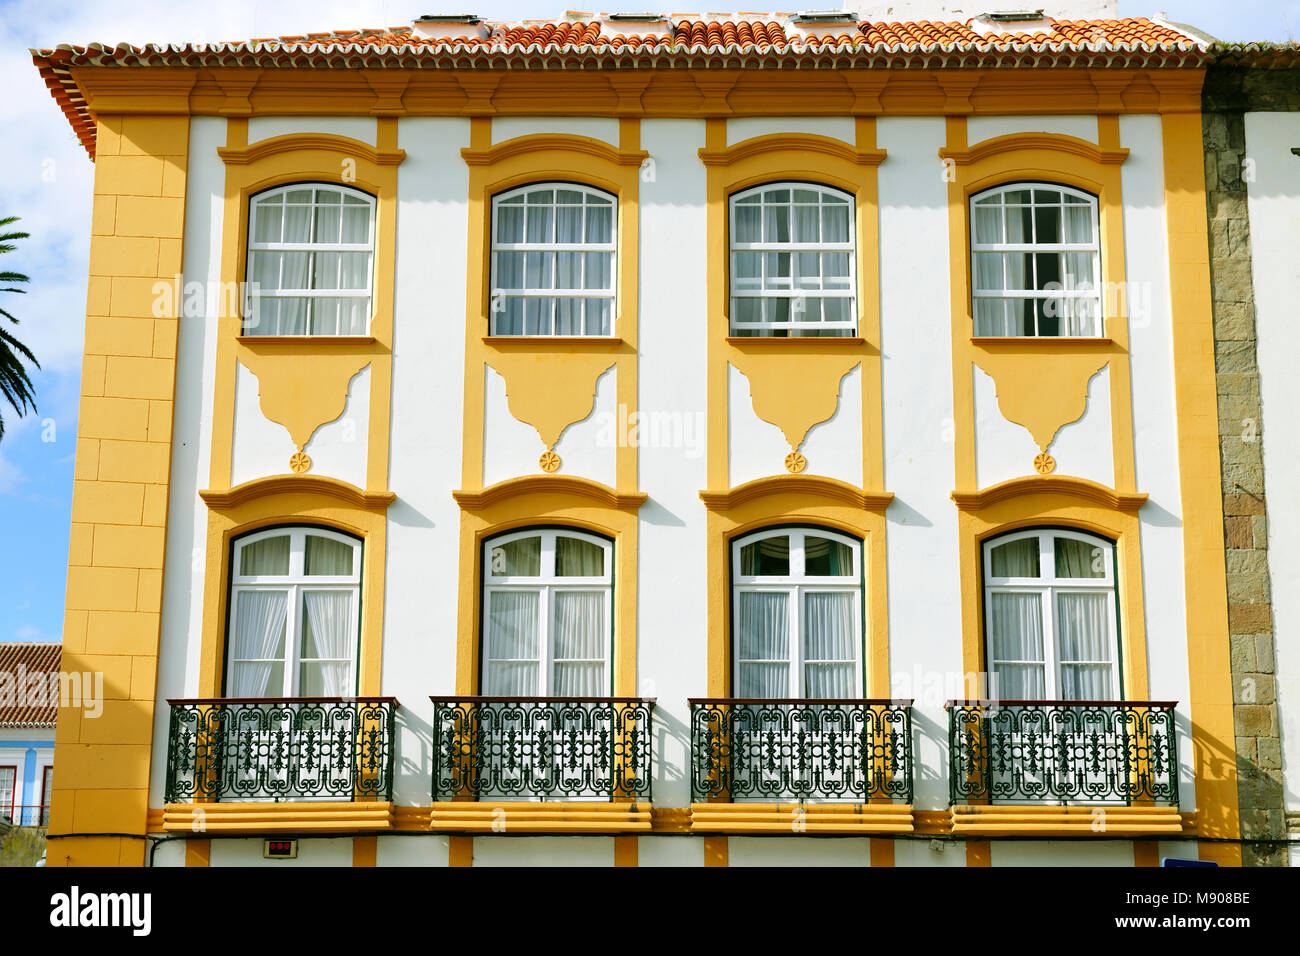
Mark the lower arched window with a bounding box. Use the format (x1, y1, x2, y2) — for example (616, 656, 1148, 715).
(225, 526, 361, 697)
(731, 527, 863, 698)
(481, 528, 612, 696)
(982, 528, 1119, 700)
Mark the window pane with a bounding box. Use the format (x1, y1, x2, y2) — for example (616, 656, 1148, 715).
(497, 205, 524, 243)
(305, 535, 354, 576)
(823, 203, 850, 243)
(555, 536, 604, 576)
(992, 662, 1045, 699)
(989, 592, 1044, 663)
(736, 662, 790, 698)
(804, 536, 854, 576)
(737, 591, 789, 663)
(240, 535, 290, 576)
(486, 591, 539, 660)
(740, 536, 790, 576)
(299, 662, 350, 697)
(973, 205, 1003, 244)
(229, 590, 288, 696)
(1054, 537, 1106, 578)
(489, 537, 541, 577)
(804, 663, 855, 699)
(1057, 593, 1112, 665)
(803, 591, 857, 668)
(585, 205, 613, 244)
(300, 591, 354, 666)
(989, 538, 1039, 577)
(1059, 664, 1112, 699)
(485, 662, 539, 695)
(734, 205, 761, 243)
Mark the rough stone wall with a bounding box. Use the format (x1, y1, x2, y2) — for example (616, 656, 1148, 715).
(1202, 64, 1297, 867)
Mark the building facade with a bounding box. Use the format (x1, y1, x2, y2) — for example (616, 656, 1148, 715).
(0, 643, 58, 866)
(29, 8, 1285, 866)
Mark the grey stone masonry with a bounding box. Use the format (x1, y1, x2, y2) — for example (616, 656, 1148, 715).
(1202, 63, 1297, 867)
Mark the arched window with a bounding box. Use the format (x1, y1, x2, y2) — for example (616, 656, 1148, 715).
(729, 182, 856, 338)
(244, 184, 376, 336)
(226, 526, 362, 697)
(731, 527, 863, 697)
(490, 183, 617, 336)
(481, 528, 613, 695)
(970, 182, 1101, 337)
(982, 528, 1119, 699)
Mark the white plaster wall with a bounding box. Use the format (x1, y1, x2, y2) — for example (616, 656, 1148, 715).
(894, 838, 969, 867)
(492, 116, 619, 146)
(637, 119, 709, 809)
(991, 840, 1136, 866)
(482, 363, 617, 488)
(877, 116, 962, 812)
(728, 362, 863, 487)
(377, 835, 450, 866)
(149, 116, 225, 805)
(1120, 114, 1195, 799)
(207, 837, 355, 867)
(384, 117, 472, 808)
(471, 836, 613, 866)
(967, 114, 1099, 145)
(728, 836, 870, 866)
(150, 840, 185, 867)
(638, 836, 706, 866)
(726, 116, 856, 146)
(973, 364, 1113, 488)
(248, 116, 377, 145)
(229, 361, 369, 487)
(1244, 110, 1300, 810)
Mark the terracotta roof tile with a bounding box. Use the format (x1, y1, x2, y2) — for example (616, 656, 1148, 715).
(0, 643, 61, 728)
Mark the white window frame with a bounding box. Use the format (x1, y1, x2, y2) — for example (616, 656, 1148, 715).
(970, 182, 1102, 338)
(0, 764, 15, 824)
(244, 183, 377, 336)
(728, 181, 858, 337)
(731, 527, 864, 699)
(982, 528, 1120, 701)
(489, 183, 618, 337)
(225, 526, 362, 698)
(481, 528, 614, 696)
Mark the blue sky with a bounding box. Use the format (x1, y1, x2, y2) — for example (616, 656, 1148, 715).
(0, 0, 1296, 643)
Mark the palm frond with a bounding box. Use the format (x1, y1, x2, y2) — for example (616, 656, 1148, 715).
(0, 216, 39, 438)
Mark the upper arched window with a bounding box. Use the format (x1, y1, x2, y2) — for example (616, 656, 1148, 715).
(971, 183, 1101, 337)
(481, 528, 613, 695)
(729, 182, 856, 338)
(731, 526, 863, 698)
(243, 184, 376, 336)
(490, 184, 617, 336)
(225, 526, 362, 697)
(982, 528, 1119, 700)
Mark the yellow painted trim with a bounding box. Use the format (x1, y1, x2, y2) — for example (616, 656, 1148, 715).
(703, 836, 728, 868)
(870, 837, 894, 867)
(162, 802, 395, 833)
(352, 836, 377, 867)
(209, 120, 399, 493)
(449, 835, 473, 867)
(703, 122, 891, 702)
(951, 476, 1147, 513)
(649, 807, 693, 833)
(430, 801, 652, 833)
(949, 804, 1185, 837)
(196, 482, 389, 698)
(943, 119, 1138, 492)
(456, 120, 643, 702)
(1162, 110, 1241, 866)
(74, 65, 1207, 123)
(614, 835, 638, 867)
(185, 840, 210, 868)
(689, 802, 914, 835)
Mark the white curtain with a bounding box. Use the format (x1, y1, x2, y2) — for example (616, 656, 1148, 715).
(490, 537, 540, 577)
(1054, 537, 1103, 578)
(301, 591, 353, 696)
(736, 591, 790, 697)
(305, 535, 353, 576)
(240, 534, 290, 576)
(552, 591, 605, 695)
(484, 591, 540, 695)
(803, 592, 856, 698)
(230, 590, 288, 696)
(988, 591, 1046, 699)
(990, 538, 1039, 577)
(555, 536, 603, 577)
(1057, 592, 1114, 699)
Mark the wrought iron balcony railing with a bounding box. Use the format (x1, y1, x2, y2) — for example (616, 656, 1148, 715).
(690, 698, 914, 803)
(165, 697, 397, 803)
(431, 697, 655, 801)
(946, 699, 1179, 805)
(0, 805, 50, 827)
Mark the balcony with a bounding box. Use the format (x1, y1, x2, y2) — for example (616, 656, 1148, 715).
(688, 698, 915, 833)
(0, 805, 49, 828)
(430, 697, 655, 832)
(163, 698, 397, 831)
(946, 699, 1183, 836)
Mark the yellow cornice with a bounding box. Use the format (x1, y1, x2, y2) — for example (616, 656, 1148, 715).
(700, 475, 894, 512)
(199, 476, 397, 511)
(699, 133, 886, 167)
(218, 133, 406, 167)
(950, 476, 1148, 513)
(462, 134, 647, 167)
(939, 131, 1129, 167)
(453, 476, 649, 512)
